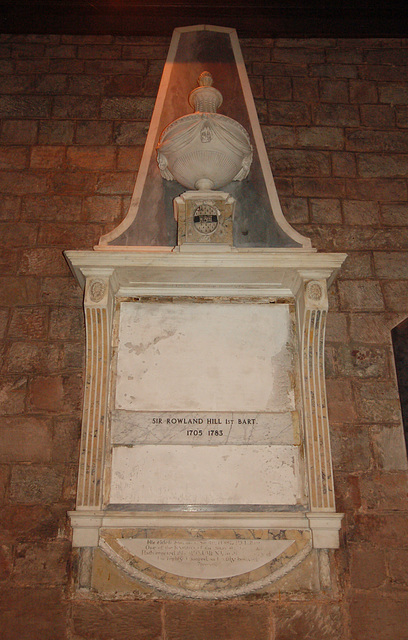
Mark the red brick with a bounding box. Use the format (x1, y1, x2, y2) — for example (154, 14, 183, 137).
(353, 379, 401, 423)
(1, 222, 38, 247)
(0, 195, 20, 220)
(52, 96, 99, 118)
(264, 76, 292, 100)
(44, 44, 76, 58)
(297, 126, 344, 149)
(52, 171, 97, 195)
(13, 541, 70, 585)
(313, 103, 360, 126)
(338, 280, 384, 311)
(346, 129, 408, 152)
(66, 146, 116, 171)
(101, 96, 155, 119)
(372, 425, 408, 471)
(383, 281, 408, 313)
(327, 48, 363, 64)
(117, 145, 143, 171)
(0, 247, 20, 275)
(10, 466, 64, 504)
(340, 252, 373, 278)
(310, 63, 358, 78)
(50, 58, 84, 73)
(360, 104, 394, 127)
(21, 194, 83, 222)
(280, 197, 309, 223)
(343, 200, 380, 225)
(38, 119, 75, 144)
(292, 77, 319, 102)
(248, 75, 264, 99)
(268, 149, 330, 176)
(96, 171, 135, 195)
(67, 72, 107, 95)
(0, 120, 38, 144)
(349, 547, 387, 588)
(28, 376, 64, 412)
(105, 74, 144, 96)
(0, 309, 9, 339)
(0, 95, 50, 118)
(38, 222, 100, 247)
(267, 101, 310, 125)
(275, 604, 343, 640)
(272, 47, 325, 65)
(349, 80, 378, 103)
(358, 153, 408, 178)
(310, 198, 342, 223)
(365, 48, 408, 65)
(29, 145, 66, 169)
(379, 83, 408, 104)
(165, 602, 271, 640)
(326, 378, 357, 423)
(242, 46, 270, 62)
(8, 306, 47, 339)
(77, 44, 121, 59)
(320, 78, 349, 102)
(332, 151, 357, 177)
(360, 471, 408, 511)
(362, 64, 408, 82)
(293, 177, 346, 197)
(346, 178, 407, 201)
(350, 593, 408, 640)
(1, 276, 41, 306)
(85, 59, 147, 74)
(0, 416, 51, 463)
(335, 473, 362, 512)
(0, 146, 28, 169)
(52, 416, 80, 464)
(35, 74, 68, 94)
(0, 378, 27, 415)
(72, 601, 162, 640)
(113, 121, 149, 145)
(41, 277, 83, 306)
(19, 247, 67, 276)
(75, 120, 113, 145)
(381, 203, 408, 226)
(0, 544, 13, 579)
(374, 252, 408, 279)
(396, 105, 408, 127)
(332, 425, 372, 471)
(387, 550, 408, 585)
(1, 75, 36, 94)
(0, 587, 68, 640)
(83, 195, 122, 222)
(12, 43, 45, 58)
(122, 44, 168, 59)
(0, 171, 48, 195)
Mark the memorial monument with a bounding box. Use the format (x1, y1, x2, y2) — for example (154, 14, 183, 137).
(66, 25, 346, 598)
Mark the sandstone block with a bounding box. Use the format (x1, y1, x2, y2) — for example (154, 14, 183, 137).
(9, 466, 64, 504)
(350, 547, 387, 589)
(165, 602, 271, 640)
(72, 601, 162, 640)
(338, 280, 384, 311)
(0, 416, 52, 463)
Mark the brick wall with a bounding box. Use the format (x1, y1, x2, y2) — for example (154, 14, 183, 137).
(1, 33, 408, 639)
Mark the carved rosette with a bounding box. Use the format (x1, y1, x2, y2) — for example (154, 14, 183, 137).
(299, 279, 335, 512)
(76, 276, 113, 509)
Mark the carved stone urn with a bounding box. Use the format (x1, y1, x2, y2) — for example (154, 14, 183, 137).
(156, 71, 253, 191)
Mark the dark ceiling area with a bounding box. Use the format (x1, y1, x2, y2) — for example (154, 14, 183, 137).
(0, 1, 407, 38)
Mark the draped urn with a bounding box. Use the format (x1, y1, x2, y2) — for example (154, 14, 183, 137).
(156, 71, 253, 191)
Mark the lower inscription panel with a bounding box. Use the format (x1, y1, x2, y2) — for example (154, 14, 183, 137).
(109, 444, 302, 505)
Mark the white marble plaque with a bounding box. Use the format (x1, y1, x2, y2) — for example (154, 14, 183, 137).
(115, 302, 296, 413)
(118, 538, 293, 579)
(110, 444, 301, 505)
(111, 410, 299, 445)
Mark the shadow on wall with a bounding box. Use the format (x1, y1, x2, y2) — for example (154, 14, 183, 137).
(392, 317, 408, 453)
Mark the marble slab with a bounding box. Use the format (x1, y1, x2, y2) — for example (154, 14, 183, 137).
(111, 410, 299, 445)
(114, 302, 296, 413)
(109, 444, 301, 505)
(117, 537, 293, 579)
